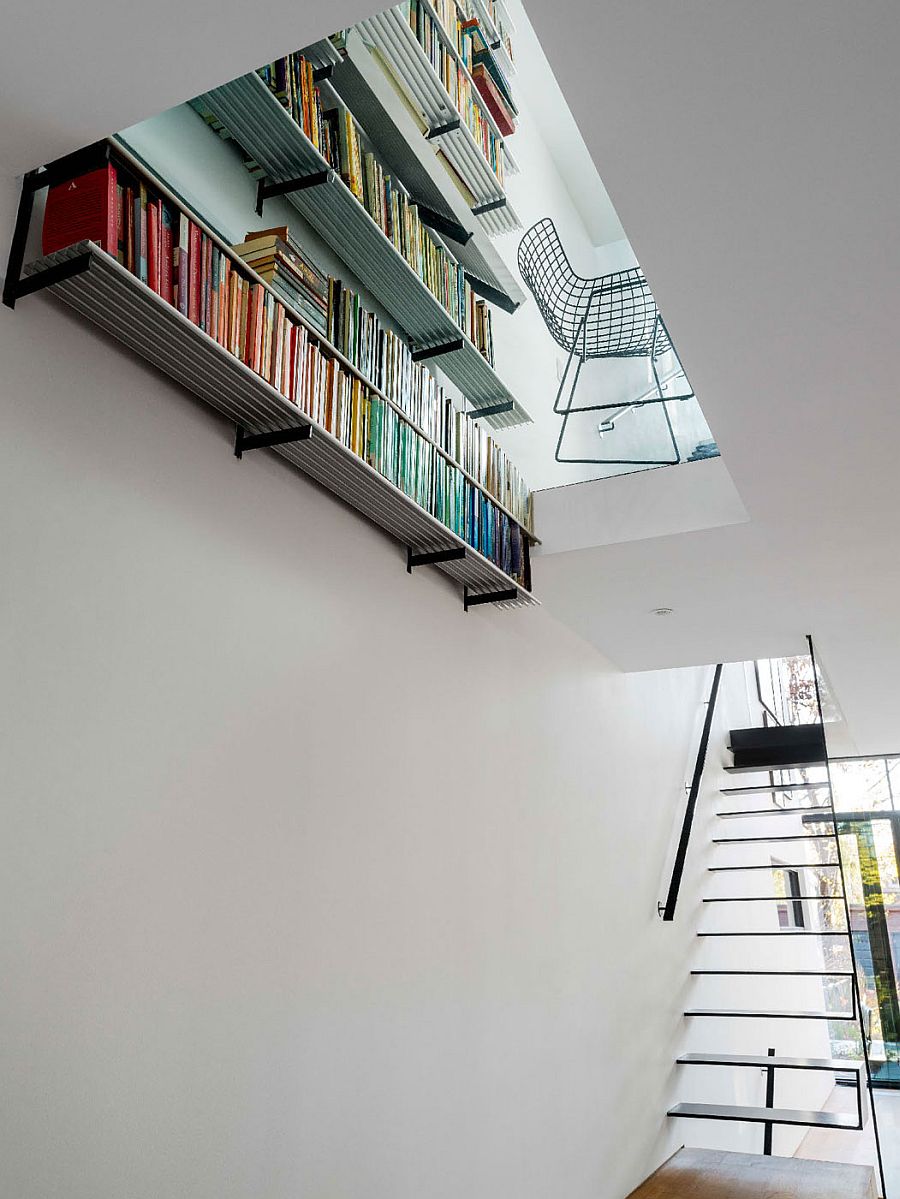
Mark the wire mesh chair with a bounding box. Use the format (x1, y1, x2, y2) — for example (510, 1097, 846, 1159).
(517, 218, 694, 466)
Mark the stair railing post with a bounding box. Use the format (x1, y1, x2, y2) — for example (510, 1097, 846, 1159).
(763, 1046, 775, 1155)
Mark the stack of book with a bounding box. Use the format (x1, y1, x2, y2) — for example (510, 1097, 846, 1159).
(465, 25, 517, 136)
(254, 54, 496, 362)
(326, 277, 529, 526)
(233, 226, 328, 335)
(401, 0, 505, 182)
(39, 158, 533, 583)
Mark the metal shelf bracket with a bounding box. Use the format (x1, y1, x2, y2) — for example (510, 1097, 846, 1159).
(234, 423, 313, 458)
(464, 585, 518, 610)
(255, 169, 333, 216)
(407, 546, 466, 573)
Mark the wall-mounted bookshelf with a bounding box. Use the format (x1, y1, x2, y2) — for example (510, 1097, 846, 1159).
(468, 0, 516, 78)
(328, 26, 523, 308)
(4, 140, 536, 611)
(15, 238, 536, 609)
(193, 70, 532, 430)
(356, 4, 519, 236)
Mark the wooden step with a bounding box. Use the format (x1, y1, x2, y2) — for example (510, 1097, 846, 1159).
(624, 1146, 878, 1199)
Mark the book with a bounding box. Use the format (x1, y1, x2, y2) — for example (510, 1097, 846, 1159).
(472, 63, 516, 136)
(42, 162, 118, 257)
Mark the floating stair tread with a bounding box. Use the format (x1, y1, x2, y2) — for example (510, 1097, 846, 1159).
(713, 833, 834, 843)
(667, 1102, 859, 1129)
(702, 894, 844, 902)
(729, 725, 826, 750)
(720, 782, 830, 796)
(716, 806, 833, 819)
(691, 969, 853, 976)
(685, 1008, 850, 1019)
(677, 1052, 860, 1071)
(708, 862, 839, 871)
(698, 930, 848, 937)
(725, 760, 826, 774)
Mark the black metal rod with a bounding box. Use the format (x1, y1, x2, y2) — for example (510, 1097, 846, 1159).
(407, 547, 466, 573)
(11, 253, 93, 301)
(468, 401, 514, 420)
(763, 1047, 775, 1155)
(410, 339, 464, 362)
(32, 140, 110, 192)
(464, 586, 517, 610)
(256, 170, 332, 216)
(807, 634, 887, 1198)
(659, 663, 724, 920)
(417, 206, 472, 246)
(464, 272, 520, 314)
(2, 170, 38, 309)
(471, 197, 507, 216)
(234, 424, 312, 459)
(427, 118, 462, 139)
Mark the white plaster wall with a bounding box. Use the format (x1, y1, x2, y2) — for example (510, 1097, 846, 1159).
(1, 160, 751, 1199)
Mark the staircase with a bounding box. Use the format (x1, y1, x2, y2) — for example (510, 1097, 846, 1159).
(663, 654, 887, 1195)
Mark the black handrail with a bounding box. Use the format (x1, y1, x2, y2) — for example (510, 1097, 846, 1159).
(658, 663, 723, 921)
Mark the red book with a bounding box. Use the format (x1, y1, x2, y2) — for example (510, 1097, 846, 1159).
(42, 163, 118, 256)
(188, 223, 202, 325)
(147, 200, 160, 294)
(472, 65, 516, 137)
(159, 205, 174, 306)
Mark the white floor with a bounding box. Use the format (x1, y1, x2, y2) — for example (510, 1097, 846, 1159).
(795, 1086, 900, 1199)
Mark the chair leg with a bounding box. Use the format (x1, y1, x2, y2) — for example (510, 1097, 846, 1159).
(554, 352, 586, 463)
(552, 335, 583, 416)
(555, 348, 682, 468)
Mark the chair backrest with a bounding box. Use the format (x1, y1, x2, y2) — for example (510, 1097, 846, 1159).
(517, 219, 594, 353)
(518, 218, 670, 360)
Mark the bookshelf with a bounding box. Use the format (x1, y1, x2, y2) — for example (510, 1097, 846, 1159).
(328, 26, 523, 309)
(193, 70, 532, 429)
(21, 240, 537, 610)
(355, 4, 519, 235)
(468, 0, 516, 77)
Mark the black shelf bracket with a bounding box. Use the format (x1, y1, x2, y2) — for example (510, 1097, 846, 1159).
(3, 140, 110, 310)
(417, 206, 472, 246)
(471, 197, 507, 217)
(312, 65, 334, 82)
(464, 585, 518, 610)
(426, 118, 462, 140)
(464, 271, 520, 314)
(255, 170, 333, 216)
(407, 547, 466, 573)
(234, 423, 313, 459)
(469, 400, 515, 420)
(410, 338, 464, 363)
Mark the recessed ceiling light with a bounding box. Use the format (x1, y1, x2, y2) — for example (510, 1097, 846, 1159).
(651, 607, 674, 616)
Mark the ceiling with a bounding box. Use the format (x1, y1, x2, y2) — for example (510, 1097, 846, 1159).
(1, 0, 899, 752)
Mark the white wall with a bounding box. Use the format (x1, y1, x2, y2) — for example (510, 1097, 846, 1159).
(1, 155, 748, 1198)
